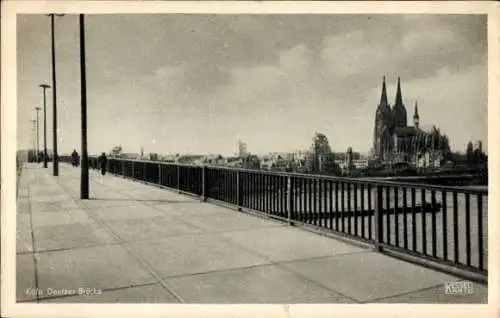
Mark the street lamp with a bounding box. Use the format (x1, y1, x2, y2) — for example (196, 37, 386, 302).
(39, 84, 51, 168)
(48, 13, 65, 176)
(35, 107, 41, 163)
(80, 14, 89, 199)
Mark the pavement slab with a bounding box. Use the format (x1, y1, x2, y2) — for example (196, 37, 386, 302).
(221, 226, 366, 263)
(166, 264, 355, 303)
(30, 200, 81, 213)
(126, 233, 271, 278)
(30, 210, 94, 228)
(35, 245, 158, 297)
(33, 222, 118, 252)
(281, 252, 461, 303)
(178, 210, 284, 233)
(91, 204, 163, 221)
(104, 215, 204, 242)
(153, 201, 232, 217)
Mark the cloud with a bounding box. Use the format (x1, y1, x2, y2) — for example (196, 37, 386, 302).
(17, 15, 487, 156)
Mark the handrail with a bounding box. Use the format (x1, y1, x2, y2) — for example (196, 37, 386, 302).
(102, 157, 488, 195)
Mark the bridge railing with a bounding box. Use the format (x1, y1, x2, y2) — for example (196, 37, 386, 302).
(84, 157, 488, 279)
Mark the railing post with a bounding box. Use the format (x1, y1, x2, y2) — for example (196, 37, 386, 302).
(201, 165, 207, 201)
(158, 163, 162, 185)
(374, 185, 384, 252)
(237, 170, 242, 211)
(177, 164, 181, 193)
(287, 175, 293, 225)
(142, 162, 146, 182)
(121, 159, 124, 177)
(131, 160, 135, 179)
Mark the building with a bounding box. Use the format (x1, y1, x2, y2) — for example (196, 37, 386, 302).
(373, 76, 423, 164)
(238, 141, 248, 157)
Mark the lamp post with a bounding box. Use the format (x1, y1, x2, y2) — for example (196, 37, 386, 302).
(39, 84, 51, 168)
(48, 13, 64, 176)
(35, 107, 41, 163)
(80, 14, 89, 199)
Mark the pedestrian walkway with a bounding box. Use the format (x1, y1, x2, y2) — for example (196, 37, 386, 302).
(16, 163, 487, 303)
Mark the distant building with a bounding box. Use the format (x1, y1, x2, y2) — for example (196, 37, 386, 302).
(238, 140, 248, 157)
(242, 155, 260, 169)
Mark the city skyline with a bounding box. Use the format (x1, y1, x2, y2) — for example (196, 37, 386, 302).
(17, 14, 487, 156)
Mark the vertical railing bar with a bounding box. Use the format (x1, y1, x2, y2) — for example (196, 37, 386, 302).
(323, 179, 328, 229)
(329, 180, 333, 230)
(385, 187, 390, 245)
(352, 183, 358, 236)
(282, 175, 286, 218)
(176, 165, 180, 193)
(361, 183, 365, 238)
(296, 178, 303, 222)
(317, 179, 322, 227)
(477, 193, 484, 270)
(353, 183, 358, 236)
(431, 190, 437, 258)
(368, 184, 372, 240)
(394, 187, 399, 247)
(131, 160, 135, 179)
(374, 185, 383, 252)
(201, 165, 207, 201)
(306, 178, 312, 224)
(313, 179, 318, 226)
(441, 190, 448, 261)
(402, 187, 408, 250)
(465, 193, 471, 267)
(318, 179, 323, 227)
(288, 176, 293, 224)
(335, 181, 339, 231)
(340, 182, 345, 232)
(347, 183, 352, 235)
(421, 189, 427, 255)
(411, 188, 416, 252)
(236, 170, 241, 210)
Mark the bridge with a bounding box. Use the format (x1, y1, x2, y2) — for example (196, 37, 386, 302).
(16, 158, 488, 303)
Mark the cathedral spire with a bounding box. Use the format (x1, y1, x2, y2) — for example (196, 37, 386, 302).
(413, 101, 420, 129)
(395, 76, 403, 106)
(379, 76, 388, 106)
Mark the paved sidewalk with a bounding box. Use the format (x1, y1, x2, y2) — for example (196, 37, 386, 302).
(16, 163, 488, 303)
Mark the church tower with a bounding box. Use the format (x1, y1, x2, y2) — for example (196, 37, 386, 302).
(413, 101, 420, 129)
(373, 76, 393, 159)
(392, 76, 407, 129)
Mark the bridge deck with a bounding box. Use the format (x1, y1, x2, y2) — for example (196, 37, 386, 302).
(16, 163, 487, 303)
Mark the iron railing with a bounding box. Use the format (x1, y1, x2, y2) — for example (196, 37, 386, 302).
(72, 156, 488, 278)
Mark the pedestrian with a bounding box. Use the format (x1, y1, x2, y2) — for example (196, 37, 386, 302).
(98, 152, 108, 176)
(71, 149, 80, 167)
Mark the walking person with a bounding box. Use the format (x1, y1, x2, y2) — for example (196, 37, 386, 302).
(71, 149, 80, 167)
(98, 152, 108, 176)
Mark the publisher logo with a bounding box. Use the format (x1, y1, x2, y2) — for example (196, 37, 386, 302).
(444, 281, 475, 295)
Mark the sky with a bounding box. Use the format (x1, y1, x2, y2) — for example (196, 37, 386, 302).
(17, 14, 488, 156)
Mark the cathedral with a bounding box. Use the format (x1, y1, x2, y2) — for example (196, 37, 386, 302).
(373, 76, 422, 164)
